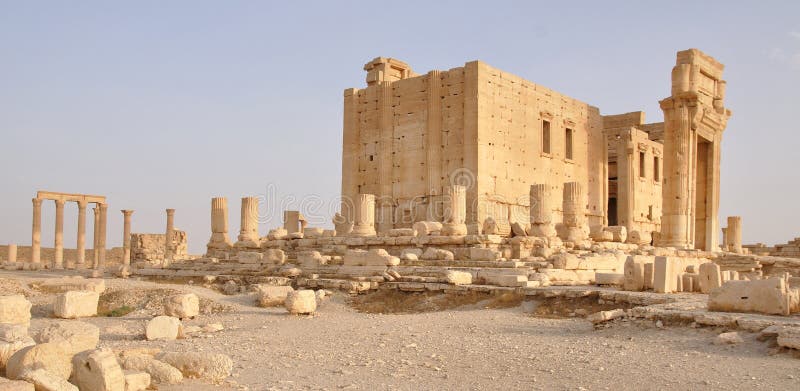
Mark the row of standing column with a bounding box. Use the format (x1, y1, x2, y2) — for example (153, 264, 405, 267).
(31, 198, 109, 269)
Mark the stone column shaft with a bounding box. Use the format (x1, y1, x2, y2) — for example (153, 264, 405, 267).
(97, 203, 107, 269)
(121, 210, 134, 266)
(31, 198, 42, 264)
(54, 199, 65, 269)
(165, 209, 175, 260)
(75, 201, 87, 268)
(236, 197, 259, 245)
(7, 244, 17, 263)
(727, 216, 742, 254)
(92, 205, 100, 267)
(560, 182, 588, 242)
(442, 185, 467, 236)
(529, 183, 556, 238)
(350, 194, 377, 237)
(208, 197, 231, 248)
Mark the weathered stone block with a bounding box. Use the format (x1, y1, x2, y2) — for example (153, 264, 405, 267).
(284, 290, 316, 315)
(145, 316, 183, 341)
(71, 348, 126, 391)
(708, 277, 796, 316)
(0, 295, 31, 326)
(35, 321, 99, 355)
(6, 342, 73, 380)
(163, 293, 199, 319)
(444, 271, 472, 285)
(53, 291, 99, 319)
(123, 371, 151, 391)
(255, 285, 294, 307)
(157, 352, 232, 382)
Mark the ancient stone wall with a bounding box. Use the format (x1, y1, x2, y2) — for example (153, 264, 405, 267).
(0, 244, 123, 264)
(342, 58, 607, 233)
(604, 112, 664, 236)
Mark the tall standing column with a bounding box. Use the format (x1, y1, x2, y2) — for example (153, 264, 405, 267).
(442, 185, 467, 236)
(727, 216, 742, 254)
(529, 184, 556, 238)
(8, 244, 17, 263)
(559, 182, 588, 243)
(208, 197, 232, 249)
(235, 197, 259, 246)
(376, 80, 394, 234)
(92, 204, 100, 268)
(121, 210, 134, 266)
(75, 201, 87, 269)
(97, 203, 107, 270)
(53, 199, 65, 269)
(31, 198, 42, 265)
(349, 194, 377, 237)
(721, 227, 729, 252)
(426, 70, 443, 221)
(165, 209, 175, 260)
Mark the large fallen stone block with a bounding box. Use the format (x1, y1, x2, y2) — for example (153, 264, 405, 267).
(38, 277, 105, 294)
(123, 371, 151, 391)
(698, 262, 722, 293)
(604, 226, 627, 243)
(586, 309, 626, 323)
(0, 377, 34, 391)
(0, 337, 35, 372)
(71, 348, 125, 391)
(284, 290, 317, 315)
(653, 256, 706, 293)
(117, 354, 182, 385)
(18, 368, 78, 391)
(708, 277, 797, 316)
(145, 316, 183, 341)
(400, 248, 422, 261)
(0, 295, 32, 326)
(254, 285, 294, 307)
(157, 352, 233, 382)
(35, 321, 99, 355)
(623, 256, 653, 291)
(627, 230, 652, 245)
(444, 271, 472, 285)
(342, 249, 399, 266)
(53, 291, 99, 319)
(776, 327, 800, 349)
(6, 342, 73, 380)
(163, 293, 199, 319)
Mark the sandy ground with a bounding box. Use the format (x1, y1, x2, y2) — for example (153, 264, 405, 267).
(2, 272, 800, 390)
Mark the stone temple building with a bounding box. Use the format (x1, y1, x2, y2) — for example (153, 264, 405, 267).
(340, 49, 731, 251)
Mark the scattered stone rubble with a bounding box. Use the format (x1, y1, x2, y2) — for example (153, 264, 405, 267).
(0, 291, 234, 389)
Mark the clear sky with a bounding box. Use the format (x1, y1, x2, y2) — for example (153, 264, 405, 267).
(1, 1, 798, 254)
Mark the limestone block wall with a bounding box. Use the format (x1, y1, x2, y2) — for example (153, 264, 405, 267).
(131, 232, 190, 264)
(342, 58, 607, 233)
(0, 244, 123, 265)
(475, 62, 606, 228)
(604, 115, 664, 235)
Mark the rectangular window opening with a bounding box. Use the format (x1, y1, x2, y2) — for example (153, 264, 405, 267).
(542, 120, 551, 154)
(639, 151, 646, 178)
(654, 156, 661, 182)
(565, 128, 574, 160)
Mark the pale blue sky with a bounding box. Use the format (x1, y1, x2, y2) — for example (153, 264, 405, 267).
(1, 1, 798, 254)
